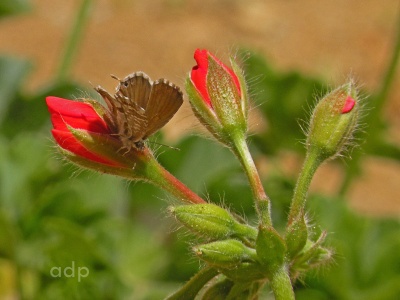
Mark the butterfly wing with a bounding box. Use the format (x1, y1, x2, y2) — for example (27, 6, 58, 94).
(111, 72, 152, 144)
(95, 72, 183, 149)
(142, 79, 183, 140)
(116, 72, 152, 111)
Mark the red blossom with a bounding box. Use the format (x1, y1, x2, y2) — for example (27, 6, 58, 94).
(46, 96, 121, 167)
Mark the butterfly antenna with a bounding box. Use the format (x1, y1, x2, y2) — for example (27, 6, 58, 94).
(148, 141, 181, 151)
(110, 74, 121, 81)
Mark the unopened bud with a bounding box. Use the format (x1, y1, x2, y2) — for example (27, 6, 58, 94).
(193, 239, 257, 268)
(285, 216, 308, 259)
(170, 204, 257, 240)
(220, 262, 265, 282)
(292, 231, 333, 270)
(256, 225, 286, 274)
(307, 82, 360, 161)
(186, 49, 249, 147)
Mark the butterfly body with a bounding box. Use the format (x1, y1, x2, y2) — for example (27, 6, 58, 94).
(95, 72, 183, 151)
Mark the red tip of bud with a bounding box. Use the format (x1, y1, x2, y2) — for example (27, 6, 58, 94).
(342, 96, 356, 114)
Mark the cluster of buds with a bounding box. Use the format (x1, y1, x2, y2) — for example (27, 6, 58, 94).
(46, 49, 361, 299)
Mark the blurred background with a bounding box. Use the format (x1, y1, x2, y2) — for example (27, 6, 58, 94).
(0, 0, 399, 299)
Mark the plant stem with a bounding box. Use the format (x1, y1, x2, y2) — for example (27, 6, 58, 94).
(166, 267, 219, 300)
(56, 0, 92, 83)
(231, 133, 272, 226)
(374, 12, 400, 117)
(16, 264, 25, 300)
(144, 157, 207, 204)
(270, 265, 295, 300)
(64, 145, 205, 204)
(288, 149, 322, 225)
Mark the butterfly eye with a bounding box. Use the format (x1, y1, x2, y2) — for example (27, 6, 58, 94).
(123, 82, 129, 87)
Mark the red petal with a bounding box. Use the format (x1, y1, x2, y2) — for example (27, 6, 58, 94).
(51, 129, 121, 167)
(342, 96, 356, 114)
(46, 96, 110, 134)
(191, 49, 212, 106)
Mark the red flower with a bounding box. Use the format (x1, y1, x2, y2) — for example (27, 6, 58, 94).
(191, 49, 241, 107)
(46, 96, 121, 167)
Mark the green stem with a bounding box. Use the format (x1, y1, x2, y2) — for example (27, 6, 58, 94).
(56, 0, 92, 82)
(288, 149, 322, 225)
(16, 265, 25, 300)
(226, 282, 253, 300)
(144, 158, 206, 204)
(270, 265, 295, 300)
(64, 144, 205, 204)
(166, 267, 219, 300)
(231, 133, 272, 226)
(374, 12, 400, 116)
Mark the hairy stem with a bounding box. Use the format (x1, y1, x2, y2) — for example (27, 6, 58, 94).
(270, 265, 295, 300)
(166, 267, 219, 300)
(144, 156, 207, 204)
(57, 0, 92, 82)
(288, 149, 322, 225)
(231, 133, 272, 226)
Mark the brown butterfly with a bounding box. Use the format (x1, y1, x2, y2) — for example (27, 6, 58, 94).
(95, 72, 183, 150)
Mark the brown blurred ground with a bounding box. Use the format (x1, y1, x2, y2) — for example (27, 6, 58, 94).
(0, 0, 399, 216)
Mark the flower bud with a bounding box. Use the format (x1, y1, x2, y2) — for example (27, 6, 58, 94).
(170, 204, 257, 241)
(186, 49, 249, 147)
(285, 215, 308, 259)
(306, 82, 359, 161)
(193, 239, 257, 268)
(291, 231, 332, 272)
(46, 96, 153, 177)
(220, 262, 265, 282)
(256, 225, 286, 274)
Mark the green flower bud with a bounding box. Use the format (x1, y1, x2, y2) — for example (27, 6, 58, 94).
(220, 262, 265, 282)
(307, 81, 359, 161)
(291, 231, 332, 272)
(285, 215, 308, 259)
(170, 204, 257, 241)
(193, 239, 257, 268)
(256, 225, 286, 274)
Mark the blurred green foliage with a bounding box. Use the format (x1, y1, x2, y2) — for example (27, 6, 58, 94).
(1, 2, 399, 299)
(0, 0, 30, 18)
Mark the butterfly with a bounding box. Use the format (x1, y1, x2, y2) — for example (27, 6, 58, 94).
(95, 72, 183, 151)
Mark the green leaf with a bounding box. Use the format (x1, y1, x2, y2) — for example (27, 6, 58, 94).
(0, 56, 30, 123)
(256, 225, 286, 274)
(0, 0, 30, 18)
